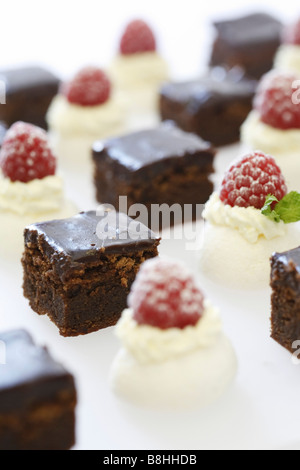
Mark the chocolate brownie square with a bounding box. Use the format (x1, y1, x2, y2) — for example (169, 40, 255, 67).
(0, 329, 76, 450)
(159, 67, 257, 146)
(270, 247, 300, 353)
(22, 210, 160, 337)
(0, 66, 60, 129)
(92, 122, 215, 227)
(209, 13, 282, 79)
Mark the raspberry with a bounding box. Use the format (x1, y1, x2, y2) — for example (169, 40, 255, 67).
(282, 19, 300, 45)
(128, 258, 204, 330)
(120, 19, 156, 55)
(219, 151, 287, 209)
(62, 67, 111, 106)
(254, 70, 300, 130)
(0, 122, 56, 183)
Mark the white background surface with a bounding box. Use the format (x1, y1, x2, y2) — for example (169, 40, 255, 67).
(0, 0, 296, 80)
(1, 0, 300, 451)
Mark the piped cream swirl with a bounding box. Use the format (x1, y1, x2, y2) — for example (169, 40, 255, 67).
(0, 171, 64, 216)
(203, 192, 286, 243)
(115, 300, 222, 365)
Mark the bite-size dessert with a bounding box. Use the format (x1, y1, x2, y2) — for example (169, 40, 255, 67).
(199, 151, 300, 289)
(22, 210, 160, 337)
(159, 66, 257, 147)
(0, 329, 77, 450)
(110, 19, 169, 129)
(46, 66, 125, 165)
(274, 18, 300, 74)
(241, 70, 300, 191)
(110, 257, 237, 409)
(0, 66, 60, 130)
(209, 12, 282, 80)
(0, 122, 77, 257)
(270, 246, 300, 354)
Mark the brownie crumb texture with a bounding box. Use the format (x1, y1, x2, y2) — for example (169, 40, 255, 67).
(271, 249, 300, 353)
(22, 211, 160, 336)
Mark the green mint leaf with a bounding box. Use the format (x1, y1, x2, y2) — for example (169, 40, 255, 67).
(261, 194, 281, 223)
(275, 191, 300, 224)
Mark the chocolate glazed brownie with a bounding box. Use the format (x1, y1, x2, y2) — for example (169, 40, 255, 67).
(22, 210, 160, 337)
(159, 67, 257, 146)
(0, 330, 76, 450)
(0, 121, 7, 147)
(0, 66, 60, 129)
(270, 247, 300, 353)
(209, 13, 282, 79)
(93, 122, 215, 228)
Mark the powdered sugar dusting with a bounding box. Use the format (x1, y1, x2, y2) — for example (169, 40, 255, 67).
(220, 151, 287, 209)
(128, 258, 204, 329)
(62, 67, 111, 107)
(0, 121, 56, 183)
(254, 70, 300, 130)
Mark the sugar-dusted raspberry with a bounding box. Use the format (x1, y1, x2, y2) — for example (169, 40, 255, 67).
(219, 151, 287, 209)
(0, 121, 56, 183)
(128, 258, 204, 330)
(282, 19, 300, 45)
(254, 70, 300, 130)
(62, 66, 111, 106)
(120, 19, 156, 55)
